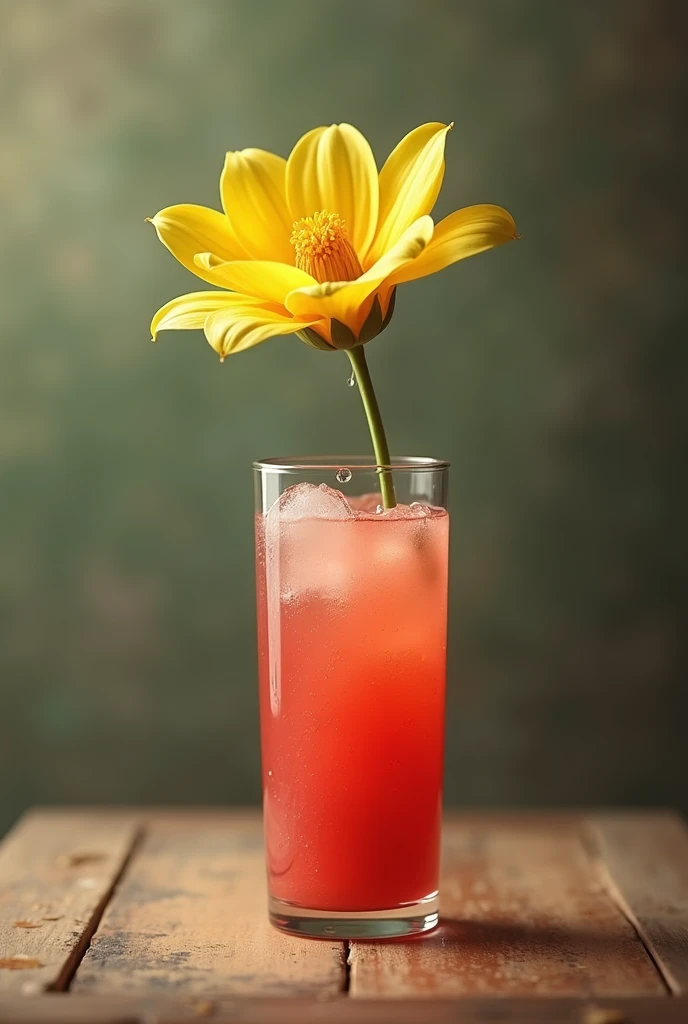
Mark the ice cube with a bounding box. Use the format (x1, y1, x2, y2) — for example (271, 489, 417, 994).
(269, 482, 354, 522)
(391, 502, 430, 519)
(264, 483, 354, 605)
(347, 492, 383, 514)
(352, 501, 430, 521)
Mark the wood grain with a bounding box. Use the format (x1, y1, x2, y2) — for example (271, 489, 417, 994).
(349, 819, 666, 998)
(588, 812, 688, 995)
(0, 995, 686, 1024)
(2, 808, 687, 1015)
(72, 814, 345, 997)
(0, 809, 140, 993)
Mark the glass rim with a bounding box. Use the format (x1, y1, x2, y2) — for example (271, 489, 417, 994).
(254, 455, 450, 473)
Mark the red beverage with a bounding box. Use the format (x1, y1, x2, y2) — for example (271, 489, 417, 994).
(255, 481, 449, 921)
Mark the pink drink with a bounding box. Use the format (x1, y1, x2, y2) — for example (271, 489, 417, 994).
(255, 483, 449, 914)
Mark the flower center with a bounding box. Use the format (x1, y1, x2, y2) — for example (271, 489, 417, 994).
(290, 210, 363, 283)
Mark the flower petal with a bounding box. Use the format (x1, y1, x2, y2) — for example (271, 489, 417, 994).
(285, 215, 433, 335)
(387, 204, 518, 285)
(367, 122, 452, 267)
(286, 123, 379, 261)
(148, 204, 248, 284)
(204, 306, 323, 358)
(194, 254, 316, 305)
(151, 290, 275, 340)
(220, 149, 294, 263)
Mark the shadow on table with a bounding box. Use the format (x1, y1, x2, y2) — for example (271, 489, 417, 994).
(415, 916, 637, 957)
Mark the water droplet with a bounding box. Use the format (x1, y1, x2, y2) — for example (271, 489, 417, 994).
(347, 373, 356, 387)
(336, 468, 352, 483)
(268, 770, 273, 777)
(376, 504, 384, 514)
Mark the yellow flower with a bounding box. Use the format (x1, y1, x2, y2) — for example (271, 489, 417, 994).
(149, 122, 518, 359)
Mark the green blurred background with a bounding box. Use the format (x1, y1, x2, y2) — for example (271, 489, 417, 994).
(1, 0, 686, 833)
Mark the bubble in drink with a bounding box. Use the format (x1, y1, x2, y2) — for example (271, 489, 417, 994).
(336, 468, 352, 483)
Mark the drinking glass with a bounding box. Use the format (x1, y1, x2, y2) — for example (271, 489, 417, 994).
(254, 456, 449, 939)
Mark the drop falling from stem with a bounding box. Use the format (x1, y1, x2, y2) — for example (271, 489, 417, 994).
(347, 372, 356, 387)
(336, 468, 352, 484)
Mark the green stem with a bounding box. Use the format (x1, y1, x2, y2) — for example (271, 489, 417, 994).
(346, 346, 397, 508)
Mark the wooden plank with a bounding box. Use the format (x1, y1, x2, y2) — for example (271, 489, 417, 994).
(0, 996, 687, 1024)
(0, 809, 140, 993)
(72, 815, 345, 997)
(588, 812, 688, 995)
(349, 818, 666, 998)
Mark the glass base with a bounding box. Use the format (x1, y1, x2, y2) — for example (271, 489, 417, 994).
(268, 892, 439, 939)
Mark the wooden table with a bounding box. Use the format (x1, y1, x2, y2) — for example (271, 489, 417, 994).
(0, 810, 687, 1023)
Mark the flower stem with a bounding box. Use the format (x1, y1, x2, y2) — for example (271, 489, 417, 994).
(346, 346, 397, 508)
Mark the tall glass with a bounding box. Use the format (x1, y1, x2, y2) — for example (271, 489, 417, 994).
(254, 456, 449, 939)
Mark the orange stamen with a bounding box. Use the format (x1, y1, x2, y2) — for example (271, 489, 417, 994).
(291, 211, 363, 283)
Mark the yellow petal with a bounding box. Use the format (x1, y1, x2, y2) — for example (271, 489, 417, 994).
(387, 204, 518, 285)
(151, 291, 274, 341)
(220, 149, 294, 263)
(149, 205, 249, 284)
(194, 254, 315, 305)
(204, 306, 323, 358)
(286, 124, 379, 261)
(367, 122, 452, 266)
(285, 216, 434, 335)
